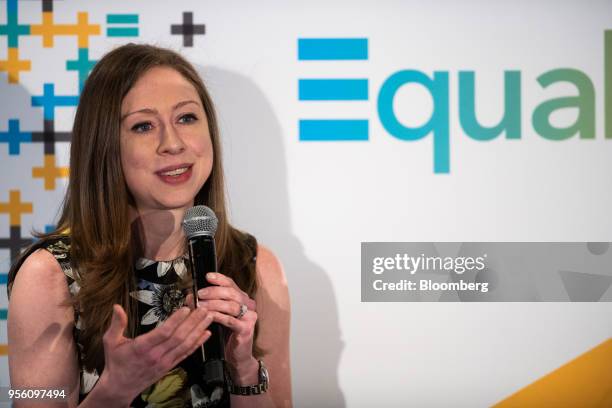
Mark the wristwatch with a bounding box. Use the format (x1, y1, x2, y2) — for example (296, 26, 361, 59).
(228, 359, 269, 395)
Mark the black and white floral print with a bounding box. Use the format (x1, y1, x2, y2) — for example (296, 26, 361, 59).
(130, 280, 185, 326)
(136, 254, 188, 279)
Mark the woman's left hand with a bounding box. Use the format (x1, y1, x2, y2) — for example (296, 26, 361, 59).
(184, 272, 258, 373)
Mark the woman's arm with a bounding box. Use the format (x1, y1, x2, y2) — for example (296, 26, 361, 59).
(249, 244, 292, 408)
(8, 249, 127, 407)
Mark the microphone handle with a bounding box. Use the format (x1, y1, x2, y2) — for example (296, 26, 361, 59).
(188, 235, 228, 388)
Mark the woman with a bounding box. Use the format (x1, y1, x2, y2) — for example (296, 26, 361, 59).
(7, 44, 291, 407)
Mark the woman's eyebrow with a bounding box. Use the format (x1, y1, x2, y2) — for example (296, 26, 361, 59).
(173, 99, 200, 110)
(121, 99, 201, 121)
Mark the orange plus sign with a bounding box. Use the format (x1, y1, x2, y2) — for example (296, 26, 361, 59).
(32, 154, 69, 190)
(0, 48, 31, 83)
(0, 190, 33, 226)
(30, 11, 100, 48)
(74, 12, 101, 48)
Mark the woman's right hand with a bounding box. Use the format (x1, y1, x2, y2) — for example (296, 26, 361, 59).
(97, 304, 213, 405)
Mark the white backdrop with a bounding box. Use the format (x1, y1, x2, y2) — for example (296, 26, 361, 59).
(1, 1, 611, 406)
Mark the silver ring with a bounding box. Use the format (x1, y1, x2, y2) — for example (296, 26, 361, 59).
(236, 303, 247, 319)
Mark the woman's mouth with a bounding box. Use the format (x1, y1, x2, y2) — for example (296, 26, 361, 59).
(160, 167, 189, 176)
(156, 164, 193, 184)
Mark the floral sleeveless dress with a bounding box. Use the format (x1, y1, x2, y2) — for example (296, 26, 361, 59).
(44, 236, 256, 408)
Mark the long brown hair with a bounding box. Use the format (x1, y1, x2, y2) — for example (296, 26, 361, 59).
(7, 43, 262, 372)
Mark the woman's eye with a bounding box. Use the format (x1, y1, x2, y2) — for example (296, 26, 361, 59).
(178, 113, 197, 124)
(131, 122, 153, 133)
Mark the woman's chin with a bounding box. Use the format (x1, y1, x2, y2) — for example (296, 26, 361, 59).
(162, 201, 195, 211)
(146, 196, 196, 212)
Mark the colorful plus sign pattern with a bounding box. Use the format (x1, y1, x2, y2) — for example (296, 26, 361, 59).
(0, 0, 207, 377)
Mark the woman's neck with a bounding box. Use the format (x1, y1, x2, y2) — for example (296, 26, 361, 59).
(130, 206, 188, 261)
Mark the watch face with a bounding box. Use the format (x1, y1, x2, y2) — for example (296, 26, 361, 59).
(260, 360, 269, 384)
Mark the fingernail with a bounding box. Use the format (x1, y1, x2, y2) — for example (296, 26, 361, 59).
(207, 272, 216, 279)
(198, 288, 208, 296)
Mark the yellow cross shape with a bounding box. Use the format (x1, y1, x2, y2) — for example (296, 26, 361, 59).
(0, 190, 33, 226)
(30, 11, 100, 48)
(32, 154, 69, 190)
(0, 48, 31, 83)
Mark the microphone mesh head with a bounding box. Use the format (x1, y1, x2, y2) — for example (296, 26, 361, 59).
(182, 205, 218, 239)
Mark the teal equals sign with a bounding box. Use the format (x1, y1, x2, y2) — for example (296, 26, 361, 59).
(298, 38, 370, 141)
(107, 14, 139, 37)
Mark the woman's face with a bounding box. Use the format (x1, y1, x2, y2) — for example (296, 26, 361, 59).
(120, 66, 213, 214)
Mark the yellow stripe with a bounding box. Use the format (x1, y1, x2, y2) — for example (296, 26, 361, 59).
(0, 345, 8, 356)
(493, 338, 612, 407)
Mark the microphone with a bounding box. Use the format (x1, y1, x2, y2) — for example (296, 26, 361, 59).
(183, 205, 229, 406)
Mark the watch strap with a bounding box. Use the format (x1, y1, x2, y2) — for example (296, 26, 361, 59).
(228, 359, 269, 395)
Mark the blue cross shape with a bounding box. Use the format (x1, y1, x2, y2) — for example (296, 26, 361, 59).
(0, 119, 32, 155)
(0, 0, 30, 48)
(66, 48, 98, 92)
(31, 83, 79, 121)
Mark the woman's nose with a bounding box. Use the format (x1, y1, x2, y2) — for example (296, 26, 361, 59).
(157, 122, 186, 155)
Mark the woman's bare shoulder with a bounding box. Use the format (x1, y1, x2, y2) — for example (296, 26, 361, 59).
(255, 245, 287, 288)
(9, 248, 73, 326)
(12, 248, 67, 293)
(253, 244, 290, 323)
